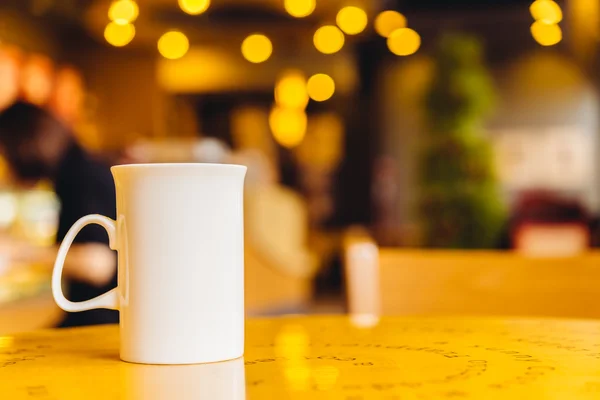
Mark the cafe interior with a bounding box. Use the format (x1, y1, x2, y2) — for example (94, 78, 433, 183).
(1, 0, 600, 396)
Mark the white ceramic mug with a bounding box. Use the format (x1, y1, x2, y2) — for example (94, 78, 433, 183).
(52, 163, 247, 365)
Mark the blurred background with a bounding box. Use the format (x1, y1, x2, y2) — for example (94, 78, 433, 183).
(1, 0, 600, 332)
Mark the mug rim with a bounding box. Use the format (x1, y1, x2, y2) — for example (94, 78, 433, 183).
(111, 163, 247, 172)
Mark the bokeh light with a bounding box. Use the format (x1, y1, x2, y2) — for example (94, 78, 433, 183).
(178, 0, 210, 15)
(241, 34, 273, 63)
(275, 325, 311, 391)
(374, 10, 407, 37)
(387, 28, 421, 56)
(51, 67, 84, 125)
(530, 0, 563, 24)
(158, 31, 190, 59)
(336, 6, 368, 35)
(269, 107, 307, 148)
(108, 0, 139, 25)
(0, 47, 21, 111)
(275, 71, 308, 109)
(284, 0, 315, 18)
(21, 54, 53, 106)
(313, 25, 345, 54)
(307, 73, 335, 102)
(104, 22, 136, 47)
(530, 21, 562, 46)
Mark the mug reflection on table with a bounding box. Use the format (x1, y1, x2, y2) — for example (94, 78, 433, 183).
(120, 357, 245, 400)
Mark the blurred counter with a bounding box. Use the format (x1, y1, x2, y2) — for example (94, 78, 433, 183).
(0, 262, 49, 304)
(0, 262, 62, 334)
(0, 187, 61, 334)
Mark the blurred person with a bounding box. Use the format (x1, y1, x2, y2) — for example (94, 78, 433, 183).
(192, 138, 231, 164)
(0, 101, 117, 327)
(230, 148, 276, 186)
(120, 137, 232, 165)
(232, 149, 317, 314)
(232, 149, 317, 279)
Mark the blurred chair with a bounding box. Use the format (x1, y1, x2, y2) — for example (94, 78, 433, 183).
(510, 191, 590, 257)
(514, 224, 589, 258)
(344, 235, 600, 319)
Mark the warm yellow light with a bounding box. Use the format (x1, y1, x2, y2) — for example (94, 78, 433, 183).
(108, 0, 139, 25)
(530, 0, 563, 24)
(178, 0, 210, 15)
(284, 0, 315, 18)
(313, 366, 340, 391)
(284, 365, 311, 391)
(387, 28, 421, 56)
(531, 21, 562, 46)
(313, 25, 345, 54)
(104, 22, 136, 47)
(274, 324, 310, 357)
(307, 73, 335, 102)
(158, 31, 190, 59)
(274, 324, 311, 390)
(269, 107, 307, 148)
(0, 336, 14, 348)
(241, 34, 272, 64)
(275, 71, 308, 109)
(374, 10, 407, 37)
(336, 6, 368, 35)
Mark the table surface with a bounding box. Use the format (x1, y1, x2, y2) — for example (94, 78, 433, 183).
(1, 316, 600, 399)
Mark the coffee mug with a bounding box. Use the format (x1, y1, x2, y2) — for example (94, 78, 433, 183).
(52, 163, 247, 365)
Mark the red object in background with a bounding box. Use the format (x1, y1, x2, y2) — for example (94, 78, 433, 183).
(21, 54, 54, 106)
(514, 223, 589, 257)
(49, 66, 84, 126)
(510, 190, 590, 257)
(0, 46, 22, 111)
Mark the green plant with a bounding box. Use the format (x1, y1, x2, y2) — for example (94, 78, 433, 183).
(419, 34, 505, 248)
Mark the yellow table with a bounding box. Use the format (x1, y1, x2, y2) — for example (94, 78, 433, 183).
(1, 316, 600, 399)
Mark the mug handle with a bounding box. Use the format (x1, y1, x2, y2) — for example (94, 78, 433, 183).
(52, 214, 119, 312)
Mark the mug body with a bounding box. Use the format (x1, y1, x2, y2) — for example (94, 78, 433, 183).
(112, 163, 246, 364)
